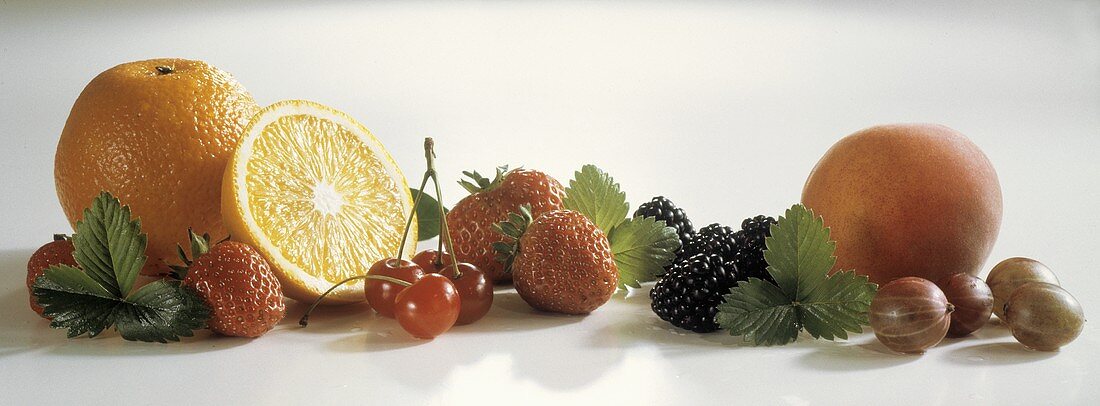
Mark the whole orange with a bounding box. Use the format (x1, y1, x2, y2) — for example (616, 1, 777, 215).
(55, 58, 259, 274)
(801, 124, 1002, 285)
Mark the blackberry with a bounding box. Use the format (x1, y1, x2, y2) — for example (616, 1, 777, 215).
(680, 223, 737, 261)
(633, 196, 694, 246)
(731, 215, 778, 282)
(650, 253, 740, 333)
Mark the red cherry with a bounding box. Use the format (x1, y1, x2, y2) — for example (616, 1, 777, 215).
(412, 249, 456, 274)
(365, 258, 424, 318)
(394, 274, 461, 339)
(448, 263, 493, 325)
(412, 250, 493, 324)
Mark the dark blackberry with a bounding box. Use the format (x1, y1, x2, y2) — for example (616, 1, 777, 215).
(731, 215, 778, 282)
(650, 253, 740, 333)
(679, 223, 737, 261)
(633, 196, 694, 246)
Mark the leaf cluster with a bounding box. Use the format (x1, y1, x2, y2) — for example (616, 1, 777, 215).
(716, 204, 877, 346)
(33, 192, 210, 343)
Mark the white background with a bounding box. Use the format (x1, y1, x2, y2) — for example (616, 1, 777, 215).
(2, 1, 1098, 404)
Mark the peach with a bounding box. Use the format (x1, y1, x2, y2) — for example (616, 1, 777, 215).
(801, 124, 1002, 285)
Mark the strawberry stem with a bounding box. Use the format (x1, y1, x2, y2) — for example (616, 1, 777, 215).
(298, 274, 414, 327)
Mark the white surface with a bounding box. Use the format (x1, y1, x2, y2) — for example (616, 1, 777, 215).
(2, 1, 1099, 404)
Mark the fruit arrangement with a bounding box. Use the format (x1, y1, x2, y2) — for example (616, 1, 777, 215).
(299, 138, 488, 338)
(25, 58, 1085, 356)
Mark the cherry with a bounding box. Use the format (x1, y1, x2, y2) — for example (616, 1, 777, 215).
(299, 137, 491, 335)
(412, 249, 492, 324)
(394, 273, 461, 339)
(448, 263, 493, 325)
(364, 258, 425, 318)
(412, 249, 455, 273)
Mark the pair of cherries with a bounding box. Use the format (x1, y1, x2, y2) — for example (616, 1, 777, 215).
(366, 249, 493, 338)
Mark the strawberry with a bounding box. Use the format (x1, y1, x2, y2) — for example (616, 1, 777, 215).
(495, 207, 618, 314)
(177, 232, 285, 338)
(447, 166, 566, 283)
(26, 235, 78, 318)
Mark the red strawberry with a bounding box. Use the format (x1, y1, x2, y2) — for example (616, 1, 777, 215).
(496, 207, 618, 314)
(26, 235, 78, 318)
(181, 240, 286, 338)
(447, 166, 566, 283)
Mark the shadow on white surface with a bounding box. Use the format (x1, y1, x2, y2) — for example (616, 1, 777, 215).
(284, 299, 374, 334)
(945, 342, 1057, 366)
(797, 338, 922, 371)
(451, 290, 584, 333)
(588, 285, 750, 355)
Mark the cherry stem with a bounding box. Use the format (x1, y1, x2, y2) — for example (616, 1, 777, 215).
(424, 138, 462, 279)
(397, 171, 431, 260)
(298, 274, 414, 327)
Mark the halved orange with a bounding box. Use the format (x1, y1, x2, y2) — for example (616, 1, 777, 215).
(222, 100, 416, 303)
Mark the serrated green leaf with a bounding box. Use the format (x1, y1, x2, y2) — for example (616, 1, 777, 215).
(33, 191, 210, 343)
(115, 281, 210, 343)
(800, 270, 877, 340)
(763, 204, 835, 300)
(34, 266, 118, 338)
(717, 204, 876, 346)
(608, 217, 679, 288)
(35, 268, 210, 342)
(562, 165, 629, 234)
(411, 188, 446, 241)
(717, 278, 801, 346)
(71, 192, 147, 296)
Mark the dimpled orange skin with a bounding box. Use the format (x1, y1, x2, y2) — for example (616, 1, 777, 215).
(512, 210, 618, 314)
(26, 239, 78, 318)
(801, 124, 1002, 285)
(183, 241, 286, 338)
(54, 59, 259, 275)
(447, 169, 566, 283)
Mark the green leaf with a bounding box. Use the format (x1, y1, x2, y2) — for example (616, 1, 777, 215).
(71, 192, 147, 296)
(608, 217, 680, 288)
(32, 191, 210, 343)
(717, 278, 801, 346)
(763, 204, 836, 301)
(800, 270, 876, 340)
(115, 281, 210, 343)
(717, 204, 877, 346)
(35, 272, 211, 342)
(563, 165, 629, 234)
(34, 266, 118, 338)
(411, 188, 446, 241)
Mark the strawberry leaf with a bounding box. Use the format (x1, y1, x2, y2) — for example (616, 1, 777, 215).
(71, 192, 146, 296)
(34, 266, 117, 338)
(716, 278, 801, 346)
(115, 281, 210, 343)
(33, 191, 209, 343)
(608, 217, 679, 288)
(717, 204, 877, 346)
(563, 164, 629, 234)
